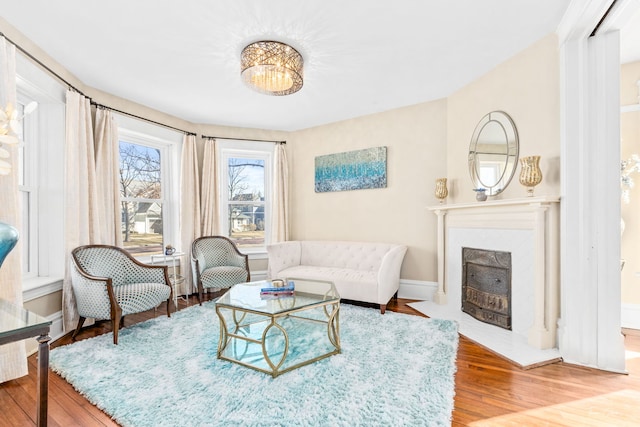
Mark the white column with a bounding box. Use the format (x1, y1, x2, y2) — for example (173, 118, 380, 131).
(433, 209, 447, 304)
(528, 203, 554, 349)
(559, 24, 626, 372)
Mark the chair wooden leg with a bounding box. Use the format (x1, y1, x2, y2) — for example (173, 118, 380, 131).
(111, 307, 123, 345)
(71, 317, 86, 341)
(166, 298, 172, 317)
(380, 304, 386, 314)
(112, 317, 120, 345)
(198, 280, 203, 306)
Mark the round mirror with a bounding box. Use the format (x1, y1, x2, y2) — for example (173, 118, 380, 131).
(468, 111, 519, 196)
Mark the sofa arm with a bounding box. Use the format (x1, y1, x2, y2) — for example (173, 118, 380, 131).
(377, 245, 408, 301)
(267, 241, 302, 279)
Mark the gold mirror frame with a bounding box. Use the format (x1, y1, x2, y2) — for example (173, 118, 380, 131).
(468, 111, 519, 197)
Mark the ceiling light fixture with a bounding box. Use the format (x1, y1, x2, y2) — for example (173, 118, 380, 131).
(240, 41, 303, 96)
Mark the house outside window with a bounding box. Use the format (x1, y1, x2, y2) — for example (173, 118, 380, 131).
(217, 140, 274, 253)
(117, 116, 181, 258)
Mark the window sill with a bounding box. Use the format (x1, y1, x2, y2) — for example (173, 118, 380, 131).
(135, 250, 267, 264)
(22, 276, 64, 302)
(245, 251, 268, 260)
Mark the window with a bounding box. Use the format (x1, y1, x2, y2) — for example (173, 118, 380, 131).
(119, 140, 163, 254)
(117, 116, 181, 257)
(17, 97, 38, 277)
(218, 140, 274, 253)
(16, 52, 67, 288)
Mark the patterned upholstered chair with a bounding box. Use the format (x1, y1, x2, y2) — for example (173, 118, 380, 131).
(191, 236, 250, 304)
(70, 245, 173, 345)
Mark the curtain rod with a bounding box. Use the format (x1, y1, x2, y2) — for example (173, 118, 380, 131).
(0, 31, 195, 136)
(590, 0, 618, 37)
(92, 102, 196, 136)
(201, 135, 286, 144)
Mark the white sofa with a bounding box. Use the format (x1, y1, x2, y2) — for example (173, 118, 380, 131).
(267, 240, 407, 314)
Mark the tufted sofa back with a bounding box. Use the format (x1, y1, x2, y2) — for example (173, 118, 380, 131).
(300, 241, 395, 272)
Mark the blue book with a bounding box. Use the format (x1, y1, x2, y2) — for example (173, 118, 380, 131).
(260, 281, 295, 293)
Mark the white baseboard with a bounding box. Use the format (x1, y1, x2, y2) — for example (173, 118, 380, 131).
(24, 310, 65, 356)
(252, 270, 268, 281)
(622, 303, 640, 330)
(398, 279, 437, 301)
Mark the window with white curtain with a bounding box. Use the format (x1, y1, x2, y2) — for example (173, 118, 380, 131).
(117, 116, 182, 258)
(16, 53, 66, 291)
(217, 140, 274, 253)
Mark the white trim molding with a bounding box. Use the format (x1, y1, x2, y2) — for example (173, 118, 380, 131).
(24, 310, 65, 356)
(622, 304, 640, 330)
(251, 269, 268, 281)
(23, 277, 63, 302)
(398, 279, 437, 301)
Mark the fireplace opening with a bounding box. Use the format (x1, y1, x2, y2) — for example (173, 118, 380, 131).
(462, 247, 512, 330)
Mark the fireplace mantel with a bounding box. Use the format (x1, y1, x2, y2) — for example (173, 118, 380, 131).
(427, 196, 560, 350)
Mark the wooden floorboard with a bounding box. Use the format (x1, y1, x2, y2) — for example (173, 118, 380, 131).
(1, 295, 639, 426)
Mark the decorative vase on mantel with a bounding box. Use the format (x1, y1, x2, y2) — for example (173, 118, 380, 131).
(435, 178, 448, 204)
(474, 188, 488, 202)
(0, 221, 19, 268)
(519, 155, 543, 197)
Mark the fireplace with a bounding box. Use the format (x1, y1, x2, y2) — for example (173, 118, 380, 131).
(462, 247, 512, 330)
(427, 197, 560, 357)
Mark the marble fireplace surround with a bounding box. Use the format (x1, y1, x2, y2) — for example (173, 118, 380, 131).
(416, 197, 561, 368)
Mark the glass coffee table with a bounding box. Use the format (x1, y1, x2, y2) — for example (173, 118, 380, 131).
(215, 278, 340, 377)
(0, 299, 52, 426)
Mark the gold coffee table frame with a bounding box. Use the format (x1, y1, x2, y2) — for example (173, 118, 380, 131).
(215, 279, 340, 378)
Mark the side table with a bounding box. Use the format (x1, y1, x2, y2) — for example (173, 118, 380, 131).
(0, 299, 52, 427)
(151, 252, 188, 310)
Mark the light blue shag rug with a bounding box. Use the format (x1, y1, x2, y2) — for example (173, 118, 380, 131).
(50, 302, 458, 427)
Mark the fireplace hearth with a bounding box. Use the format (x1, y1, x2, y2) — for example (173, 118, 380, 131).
(462, 247, 512, 330)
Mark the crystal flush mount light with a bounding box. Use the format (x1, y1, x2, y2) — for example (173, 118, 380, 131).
(240, 41, 304, 96)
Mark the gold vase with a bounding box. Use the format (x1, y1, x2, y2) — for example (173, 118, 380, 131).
(519, 156, 542, 197)
(435, 178, 448, 204)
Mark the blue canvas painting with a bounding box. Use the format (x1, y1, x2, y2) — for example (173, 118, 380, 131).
(315, 146, 387, 193)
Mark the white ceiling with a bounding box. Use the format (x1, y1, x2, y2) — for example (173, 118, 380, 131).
(0, 0, 576, 131)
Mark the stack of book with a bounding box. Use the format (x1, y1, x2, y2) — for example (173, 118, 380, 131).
(260, 280, 295, 299)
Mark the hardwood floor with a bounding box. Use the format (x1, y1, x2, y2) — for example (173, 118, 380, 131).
(2, 296, 640, 426)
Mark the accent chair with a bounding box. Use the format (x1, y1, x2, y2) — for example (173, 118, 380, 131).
(191, 236, 250, 304)
(70, 244, 173, 344)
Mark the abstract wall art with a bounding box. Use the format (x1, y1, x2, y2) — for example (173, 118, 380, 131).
(315, 146, 387, 193)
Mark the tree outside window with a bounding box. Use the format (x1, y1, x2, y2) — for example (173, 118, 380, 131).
(227, 157, 265, 248)
(119, 141, 163, 255)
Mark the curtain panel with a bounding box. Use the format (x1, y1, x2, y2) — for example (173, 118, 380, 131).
(62, 90, 101, 332)
(0, 35, 27, 384)
(272, 143, 290, 242)
(200, 137, 218, 236)
(94, 107, 123, 246)
(180, 134, 200, 294)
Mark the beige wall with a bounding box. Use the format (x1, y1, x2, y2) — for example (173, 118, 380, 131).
(621, 61, 640, 305)
(446, 33, 561, 203)
(288, 100, 448, 281)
